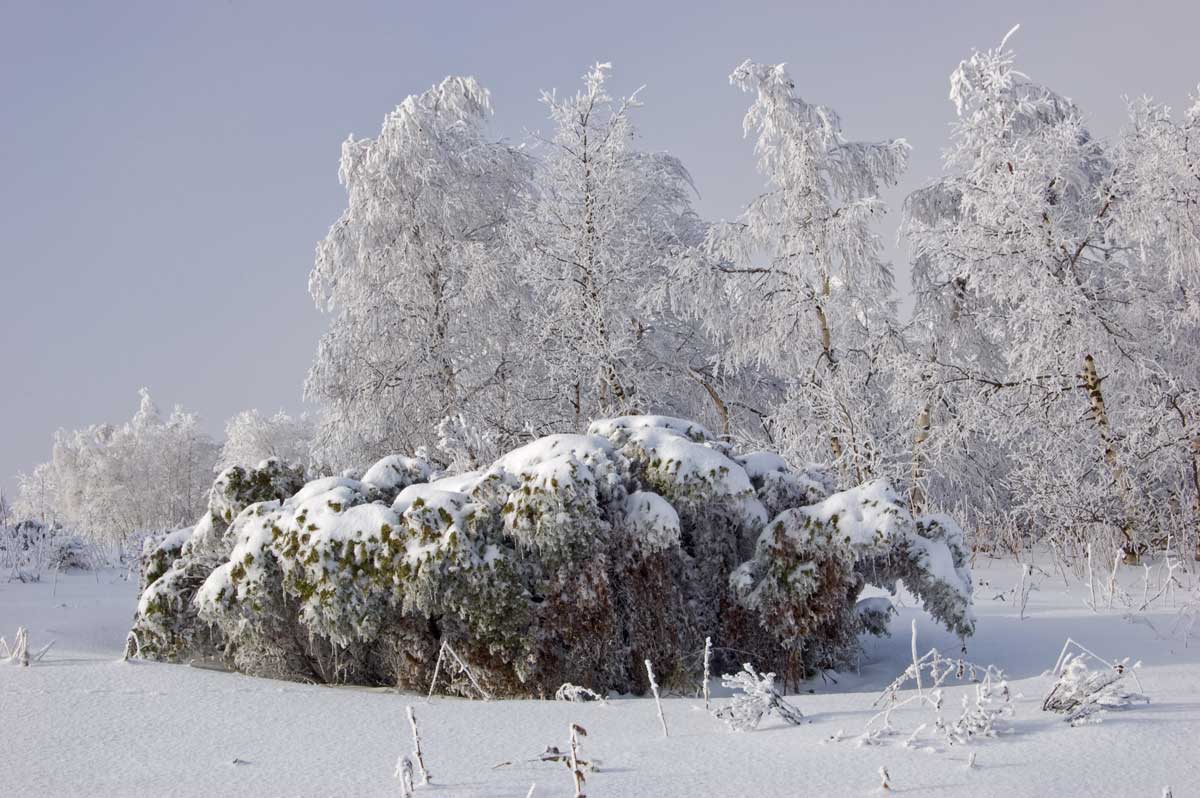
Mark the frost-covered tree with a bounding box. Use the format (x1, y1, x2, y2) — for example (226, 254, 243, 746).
(1106, 90, 1200, 553)
(13, 463, 58, 528)
(677, 60, 909, 479)
(306, 76, 530, 469)
(217, 409, 315, 474)
(510, 64, 721, 433)
(903, 28, 1112, 543)
(903, 29, 1200, 553)
(16, 389, 218, 549)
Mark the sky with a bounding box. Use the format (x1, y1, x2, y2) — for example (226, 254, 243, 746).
(2, 0, 1198, 499)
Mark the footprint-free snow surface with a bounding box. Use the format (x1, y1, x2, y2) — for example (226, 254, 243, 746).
(2, 557, 1198, 796)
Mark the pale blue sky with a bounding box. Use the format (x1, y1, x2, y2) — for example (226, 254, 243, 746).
(2, 0, 1197, 497)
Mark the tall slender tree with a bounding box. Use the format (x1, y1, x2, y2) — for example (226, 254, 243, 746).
(901, 29, 1199, 553)
(306, 76, 530, 468)
(679, 60, 908, 477)
(510, 63, 716, 432)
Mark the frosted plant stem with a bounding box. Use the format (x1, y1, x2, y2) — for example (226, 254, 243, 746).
(568, 723, 587, 798)
(1086, 543, 1098, 611)
(645, 659, 669, 737)
(394, 756, 415, 797)
(702, 636, 712, 710)
(407, 706, 430, 785)
(1017, 564, 1032, 619)
(8, 626, 30, 667)
(444, 642, 491, 700)
(911, 621, 923, 697)
(1107, 547, 1122, 609)
(426, 642, 446, 702)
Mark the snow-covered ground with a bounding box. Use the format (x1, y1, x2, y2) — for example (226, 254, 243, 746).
(2, 557, 1198, 797)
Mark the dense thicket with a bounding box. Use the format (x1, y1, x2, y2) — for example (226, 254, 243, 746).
(129, 416, 972, 694)
(14, 390, 218, 552)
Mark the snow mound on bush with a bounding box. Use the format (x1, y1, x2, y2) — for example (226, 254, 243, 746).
(132, 416, 976, 694)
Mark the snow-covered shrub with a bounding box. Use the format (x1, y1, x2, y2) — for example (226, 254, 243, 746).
(855, 597, 897, 638)
(732, 480, 975, 680)
(131, 416, 975, 696)
(1043, 640, 1148, 725)
(192, 499, 320, 679)
(138, 526, 193, 592)
(47, 532, 92, 571)
(0, 520, 46, 580)
(713, 663, 804, 731)
(207, 459, 309, 528)
(555, 683, 606, 702)
(841, 624, 1013, 751)
(736, 452, 833, 520)
(1, 520, 92, 580)
(360, 454, 433, 504)
(591, 416, 773, 679)
(128, 459, 307, 662)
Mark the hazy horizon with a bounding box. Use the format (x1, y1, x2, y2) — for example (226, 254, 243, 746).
(4, 0, 1198, 498)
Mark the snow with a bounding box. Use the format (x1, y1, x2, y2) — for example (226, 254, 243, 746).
(392, 484, 469, 517)
(362, 454, 432, 497)
(734, 450, 789, 479)
(588, 415, 715, 444)
(4, 555, 1199, 796)
(797, 478, 909, 549)
(309, 500, 400, 547)
(484, 433, 618, 491)
(429, 470, 484, 494)
(592, 415, 767, 527)
(627, 427, 752, 493)
(623, 490, 681, 551)
(158, 525, 195, 551)
(392, 484, 476, 564)
(290, 475, 366, 505)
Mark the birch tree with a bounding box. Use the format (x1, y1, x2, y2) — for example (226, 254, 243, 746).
(16, 389, 218, 548)
(216, 409, 316, 474)
(510, 63, 718, 433)
(678, 59, 909, 476)
(901, 29, 1193, 553)
(306, 76, 530, 469)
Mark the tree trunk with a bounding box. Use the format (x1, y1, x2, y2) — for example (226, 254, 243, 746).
(1081, 353, 1135, 557)
(1169, 396, 1200, 561)
(688, 369, 731, 440)
(910, 401, 932, 514)
(814, 276, 843, 464)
